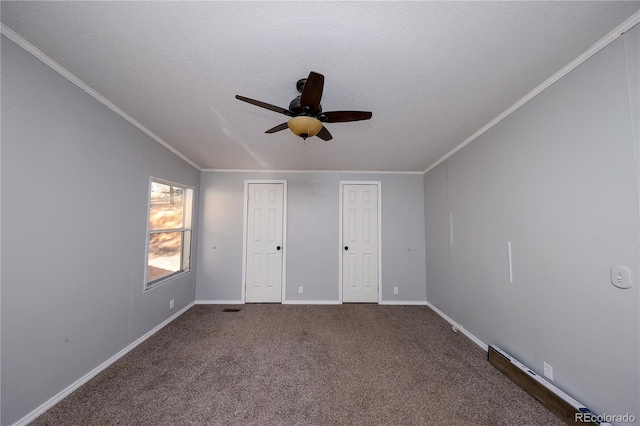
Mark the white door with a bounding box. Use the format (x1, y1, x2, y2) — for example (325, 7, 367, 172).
(245, 183, 284, 303)
(342, 184, 379, 303)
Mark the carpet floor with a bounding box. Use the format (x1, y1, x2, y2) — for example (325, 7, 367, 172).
(32, 304, 563, 425)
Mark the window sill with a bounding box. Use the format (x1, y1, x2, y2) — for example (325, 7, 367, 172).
(144, 270, 191, 292)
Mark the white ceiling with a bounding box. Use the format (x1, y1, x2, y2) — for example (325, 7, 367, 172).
(2, 1, 638, 172)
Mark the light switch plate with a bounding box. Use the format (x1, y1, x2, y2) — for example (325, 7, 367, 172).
(611, 266, 631, 289)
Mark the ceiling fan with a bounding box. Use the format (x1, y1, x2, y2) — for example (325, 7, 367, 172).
(235, 72, 372, 141)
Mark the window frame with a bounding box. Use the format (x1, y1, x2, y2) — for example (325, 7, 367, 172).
(144, 177, 194, 291)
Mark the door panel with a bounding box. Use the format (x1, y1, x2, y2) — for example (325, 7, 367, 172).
(246, 183, 283, 303)
(342, 184, 379, 303)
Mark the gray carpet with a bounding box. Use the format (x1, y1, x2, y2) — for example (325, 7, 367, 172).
(32, 305, 563, 425)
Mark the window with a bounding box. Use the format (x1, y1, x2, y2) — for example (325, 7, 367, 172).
(145, 179, 194, 289)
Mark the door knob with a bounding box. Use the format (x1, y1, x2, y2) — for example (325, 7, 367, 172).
(344, 246, 349, 251)
(277, 246, 281, 251)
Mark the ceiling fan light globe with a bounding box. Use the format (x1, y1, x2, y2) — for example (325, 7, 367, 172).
(287, 116, 323, 139)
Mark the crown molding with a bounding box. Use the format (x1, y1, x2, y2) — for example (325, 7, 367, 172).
(423, 11, 640, 174)
(201, 169, 424, 175)
(1, 24, 202, 171)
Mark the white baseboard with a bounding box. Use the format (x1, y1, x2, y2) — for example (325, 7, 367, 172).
(13, 302, 195, 426)
(283, 299, 341, 305)
(196, 299, 431, 305)
(425, 301, 488, 351)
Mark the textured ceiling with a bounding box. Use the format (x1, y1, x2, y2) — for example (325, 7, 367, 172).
(2, 1, 638, 171)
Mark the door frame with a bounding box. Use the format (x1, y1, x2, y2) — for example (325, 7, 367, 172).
(338, 181, 382, 304)
(241, 180, 288, 303)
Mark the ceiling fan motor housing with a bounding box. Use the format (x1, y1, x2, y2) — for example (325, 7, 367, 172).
(289, 95, 321, 116)
(296, 78, 307, 93)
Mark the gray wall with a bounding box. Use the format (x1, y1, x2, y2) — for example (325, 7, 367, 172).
(196, 172, 426, 303)
(424, 25, 639, 420)
(1, 36, 200, 425)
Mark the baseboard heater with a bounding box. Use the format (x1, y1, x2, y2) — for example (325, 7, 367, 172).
(487, 346, 611, 426)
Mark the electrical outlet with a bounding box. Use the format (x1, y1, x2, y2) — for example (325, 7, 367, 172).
(298, 286, 303, 294)
(393, 287, 398, 295)
(543, 362, 553, 381)
(169, 299, 174, 309)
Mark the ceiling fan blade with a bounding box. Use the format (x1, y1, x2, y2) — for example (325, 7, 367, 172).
(236, 95, 293, 117)
(265, 122, 289, 134)
(316, 126, 333, 141)
(323, 111, 372, 123)
(300, 72, 324, 112)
